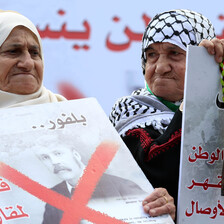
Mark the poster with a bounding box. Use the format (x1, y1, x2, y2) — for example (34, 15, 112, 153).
(177, 46, 224, 223)
(0, 98, 174, 224)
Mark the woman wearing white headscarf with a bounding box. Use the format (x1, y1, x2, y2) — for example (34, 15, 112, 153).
(0, 10, 66, 108)
(110, 9, 224, 220)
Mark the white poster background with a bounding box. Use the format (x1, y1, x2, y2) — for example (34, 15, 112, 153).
(1, 0, 224, 114)
(177, 46, 224, 223)
(0, 98, 174, 223)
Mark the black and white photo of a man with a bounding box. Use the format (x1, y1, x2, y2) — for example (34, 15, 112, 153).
(34, 136, 146, 224)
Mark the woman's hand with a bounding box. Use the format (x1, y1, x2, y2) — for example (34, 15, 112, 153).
(142, 188, 176, 220)
(199, 38, 224, 63)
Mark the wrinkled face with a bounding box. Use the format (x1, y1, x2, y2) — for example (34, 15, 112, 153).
(36, 145, 84, 183)
(0, 26, 43, 94)
(144, 42, 186, 102)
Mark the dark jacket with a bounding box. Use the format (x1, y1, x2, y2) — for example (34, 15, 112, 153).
(42, 173, 146, 224)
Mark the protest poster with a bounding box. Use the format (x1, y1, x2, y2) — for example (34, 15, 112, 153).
(0, 98, 174, 224)
(177, 46, 224, 223)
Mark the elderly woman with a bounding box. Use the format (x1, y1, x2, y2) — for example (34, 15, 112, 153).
(110, 9, 224, 220)
(0, 10, 66, 108)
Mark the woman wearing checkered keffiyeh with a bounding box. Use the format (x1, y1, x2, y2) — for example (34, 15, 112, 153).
(109, 9, 224, 221)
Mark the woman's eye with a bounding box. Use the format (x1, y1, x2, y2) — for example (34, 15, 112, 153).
(146, 52, 158, 61)
(146, 52, 158, 62)
(170, 51, 180, 56)
(7, 49, 18, 54)
(147, 52, 156, 58)
(30, 50, 41, 58)
(31, 50, 39, 55)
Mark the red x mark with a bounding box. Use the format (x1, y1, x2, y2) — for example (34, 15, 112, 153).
(0, 141, 128, 224)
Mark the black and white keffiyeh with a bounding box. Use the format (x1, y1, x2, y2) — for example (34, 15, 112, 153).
(110, 9, 216, 136)
(109, 88, 175, 136)
(141, 9, 215, 74)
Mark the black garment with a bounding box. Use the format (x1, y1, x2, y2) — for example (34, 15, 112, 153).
(42, 173, 146, 224)
(122, 109, 182, 207)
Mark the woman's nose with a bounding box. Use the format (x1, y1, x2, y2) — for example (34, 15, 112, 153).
(155, 55, 171, 74)
(17, 52, 34, 71)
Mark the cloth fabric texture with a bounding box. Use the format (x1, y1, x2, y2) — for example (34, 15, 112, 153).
(141, 9, 216, 74)
(110, 88, 175, 136)
(0, 86, 66, 108)
(109, 88, 182, 206)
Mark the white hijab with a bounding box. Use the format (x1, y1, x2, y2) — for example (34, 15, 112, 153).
(0, 10, 66, 108)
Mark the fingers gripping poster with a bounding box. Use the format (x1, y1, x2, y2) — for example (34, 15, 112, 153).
(0, 98, 173, 224)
